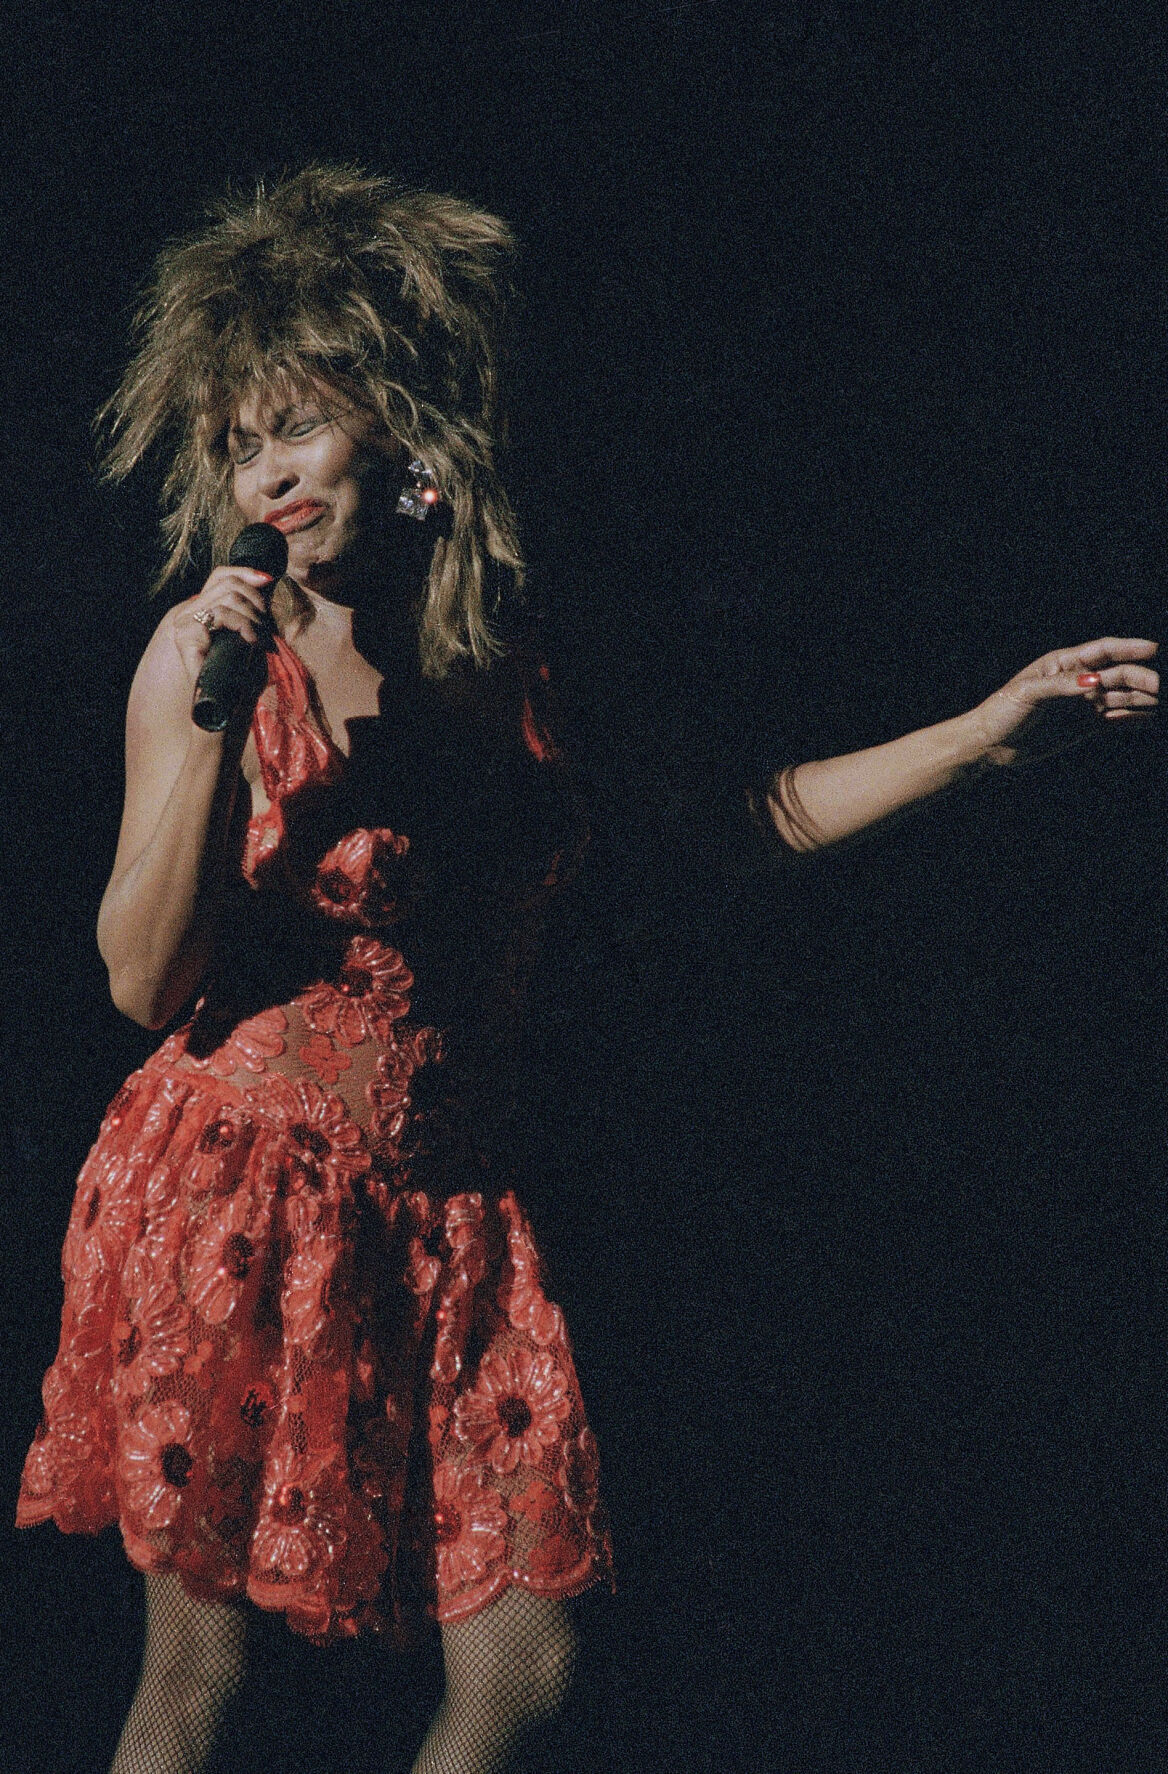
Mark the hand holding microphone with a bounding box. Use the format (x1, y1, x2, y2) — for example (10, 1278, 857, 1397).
(179, 524, 290, 732)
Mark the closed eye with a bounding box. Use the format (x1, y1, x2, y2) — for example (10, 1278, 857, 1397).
(228, 407, 328, 464)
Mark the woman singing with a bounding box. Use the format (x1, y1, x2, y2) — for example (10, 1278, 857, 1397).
(18, 165, 611, 1774)
(17, 162, 1157, 1774)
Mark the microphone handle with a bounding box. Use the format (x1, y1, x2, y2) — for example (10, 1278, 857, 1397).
(191, 624, 266, 733)
(189, 521, 287, 732)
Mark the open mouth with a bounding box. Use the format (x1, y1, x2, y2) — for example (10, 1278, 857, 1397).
(267, 501, 325, 534)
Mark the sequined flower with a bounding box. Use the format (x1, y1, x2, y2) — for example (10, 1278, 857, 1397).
(121, 1400, 195, 1532)
(189, 1107, 257, 1197)
(372, 1023, 442, 1098)
(300, 936, 413, 1048)
(309, 827, 410, 925)
(454, 1346, 573, 1475)
(429, 1196, 490, 1385)
(445, 1193, 488, 1268)
(65, 1296, 117, 1364)
(112, 1268, 193, 1399)
(369, 1100, 410, 1164)
(252, 685, 336, 809)
(182, 1196, 266, 1327)
(262, 1077, 370, 1194)
(405, 1234, 443, 1308)
(18, 1372, 102, 1520)
(368, 1042, 413, 1108)
(62, 1173, 140, 1285)
(252, 1451, 350, 1582)
(431, 1462, 507, 1592)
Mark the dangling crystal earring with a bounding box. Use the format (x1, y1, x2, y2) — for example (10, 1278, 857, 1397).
(395, 460, 442, 521)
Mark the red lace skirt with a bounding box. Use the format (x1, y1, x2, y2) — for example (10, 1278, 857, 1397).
(17, 1059, 612, 1643)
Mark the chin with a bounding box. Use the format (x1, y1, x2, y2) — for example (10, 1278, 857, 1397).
(290, 539, 340, 575)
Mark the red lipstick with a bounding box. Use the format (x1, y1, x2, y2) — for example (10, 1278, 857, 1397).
(267, 499, 325, 534)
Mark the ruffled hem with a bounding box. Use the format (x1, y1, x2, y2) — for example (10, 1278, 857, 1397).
(15, 1502, 613, 1642)
(434, 1547, 613, 1626)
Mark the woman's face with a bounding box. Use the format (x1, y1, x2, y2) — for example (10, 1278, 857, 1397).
(228, 382, 398, 595)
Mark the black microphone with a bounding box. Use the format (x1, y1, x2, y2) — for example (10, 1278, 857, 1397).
(191, 524, 289, 732)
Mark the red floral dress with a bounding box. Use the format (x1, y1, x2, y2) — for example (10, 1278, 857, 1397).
(17, 635, 612, 1644)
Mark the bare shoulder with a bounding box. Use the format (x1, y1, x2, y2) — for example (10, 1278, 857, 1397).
(125, 607, 192, 733)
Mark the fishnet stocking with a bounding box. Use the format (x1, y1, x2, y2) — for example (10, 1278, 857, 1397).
(412, 1588, 578, 1774)
(109, 1573, 247, 1774)
(107, 1573, 576, 1772)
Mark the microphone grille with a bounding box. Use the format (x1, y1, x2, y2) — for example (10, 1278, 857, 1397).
(228, 523, 289, 580)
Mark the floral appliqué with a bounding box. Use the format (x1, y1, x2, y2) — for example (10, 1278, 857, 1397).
(300, 935, 413, 1047)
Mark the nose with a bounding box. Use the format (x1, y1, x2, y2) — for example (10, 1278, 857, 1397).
(256, 438, 299, 503)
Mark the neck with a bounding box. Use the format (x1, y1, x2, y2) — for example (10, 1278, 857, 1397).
(275, 515, 435, 666)
(277, 571, 425, 687)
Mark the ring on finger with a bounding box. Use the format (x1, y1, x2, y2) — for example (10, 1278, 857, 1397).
(193, 608, 217, 632)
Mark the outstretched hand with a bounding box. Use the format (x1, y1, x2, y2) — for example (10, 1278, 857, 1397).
(976, 637, 1159, 764)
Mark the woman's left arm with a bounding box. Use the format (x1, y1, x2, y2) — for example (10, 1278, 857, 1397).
(756, 637, 1159, 853)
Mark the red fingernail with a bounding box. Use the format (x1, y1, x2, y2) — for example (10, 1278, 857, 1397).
(1077, 672, 1100, 688)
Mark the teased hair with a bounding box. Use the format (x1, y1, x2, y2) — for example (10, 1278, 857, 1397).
(99, 163, 523, 676)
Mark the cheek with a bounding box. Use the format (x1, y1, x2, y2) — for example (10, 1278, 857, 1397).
(339, 452, 394, 522)
(315, 453, 360, 511)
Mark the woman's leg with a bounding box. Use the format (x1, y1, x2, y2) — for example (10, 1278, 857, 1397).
(411, 1587, 578, 1774)
(109, 1572, 247, 1774)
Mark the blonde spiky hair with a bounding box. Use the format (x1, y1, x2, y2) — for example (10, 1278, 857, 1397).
(99, 162, 523, 676)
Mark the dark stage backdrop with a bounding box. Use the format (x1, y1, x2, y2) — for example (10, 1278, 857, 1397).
(4, 5, 1168, 1770)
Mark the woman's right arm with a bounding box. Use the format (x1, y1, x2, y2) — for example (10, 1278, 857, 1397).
(96, 566, 273, 1028)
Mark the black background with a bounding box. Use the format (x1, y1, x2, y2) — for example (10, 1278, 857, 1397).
(5, 4, 1168, 1769)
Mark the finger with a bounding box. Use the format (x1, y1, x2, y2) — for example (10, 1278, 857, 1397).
(181, 599, 263, 633)
(183, 604, 261, 645)
(1093, 664, 1160, 694)
(182, 583, 269, 621)
(208, 566, 276, 590)
(199, 571, 273, 619)
(1064, 637, 1160, 670)
(210, 588, 272, 623)
(214, 598, 269, 630)
(1102, 705, 1158, 720)
(216, 580, 272, 616)
(1099, 688, 1158, 710)
(227, 572, 275, 606)
(210, 614, 261, 645)
(1026, 667, 1106, 701)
